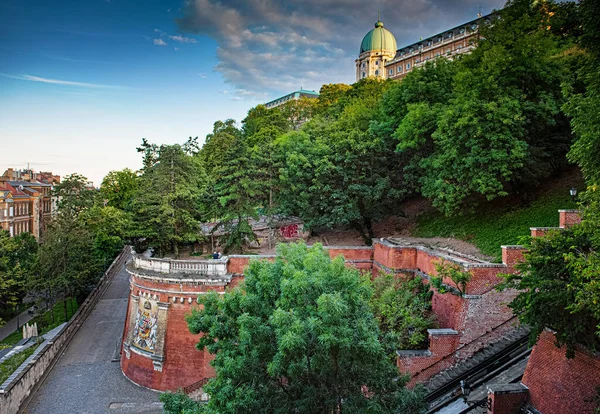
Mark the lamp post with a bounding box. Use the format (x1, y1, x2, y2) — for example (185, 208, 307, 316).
(570, 187, 577, 203)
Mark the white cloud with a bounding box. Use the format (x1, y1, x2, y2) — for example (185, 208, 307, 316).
(0, 73, 121, 88)
(177, 0, 506, 98)
(198, 72, 207, 78)
(153, 38, 167, 46)
(168, 35, 197, 43)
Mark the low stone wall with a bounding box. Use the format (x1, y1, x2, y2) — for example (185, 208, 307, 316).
(0, 246, 130, 414)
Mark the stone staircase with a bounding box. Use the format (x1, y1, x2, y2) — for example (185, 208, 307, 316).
(424, 325, 531, 393)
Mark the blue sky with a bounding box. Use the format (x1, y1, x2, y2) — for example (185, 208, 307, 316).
(0, 0, 505, 185)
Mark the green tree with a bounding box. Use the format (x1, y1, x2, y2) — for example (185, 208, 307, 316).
(34, 214, 101, 313)
(212, 135, 261, 253)
(79, 205, 132, 267)
(132, 141, 206, 257)
(99, 169, 139, 210)
(199, 120, 242, 178)
(278, 79, 405, 244)
(0, 231, 37, 322)
(371, 273, 434, 355)
(187, 242, 426, 414)
(53, 173, 96, 219)
(564, 0, 600, 188)
(499, 215, 600, 357)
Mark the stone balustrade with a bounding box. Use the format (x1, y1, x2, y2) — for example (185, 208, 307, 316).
(131, 250, 229, 277)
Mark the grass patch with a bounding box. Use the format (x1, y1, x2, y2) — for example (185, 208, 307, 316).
(413, 184, 580, 262)
(0, 298, 78, 347)
(0, 342, 40, 385)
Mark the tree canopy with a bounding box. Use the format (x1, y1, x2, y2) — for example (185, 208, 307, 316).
(186, 242, 426, 413)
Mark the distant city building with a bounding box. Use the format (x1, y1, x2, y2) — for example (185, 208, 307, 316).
(356, 12, 496, 82)
(264, 89, 319, 109)
(0, 168, 60, 240)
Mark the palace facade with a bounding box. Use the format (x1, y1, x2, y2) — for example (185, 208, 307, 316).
(356, 12, 496, 82)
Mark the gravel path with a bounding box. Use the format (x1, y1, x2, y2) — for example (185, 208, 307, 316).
(24, 263, 161, 414)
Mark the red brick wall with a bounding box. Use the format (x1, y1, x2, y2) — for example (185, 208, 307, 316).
(121, 301, 211, 391)
(227, 256, 252, 275)
(522, 330, 600, 414)
(121, 275, 227, 391)
(373, 242, 418, 269)
(326, 247, 373, 262)
(465, 266, 507, 295)
(432, 290, 465, 330)
(227, 256, 275, 275)
(488, 389, 528, 414)
(415, 249, 438, 275)
(501, 246, 526, 269)
(398, 330, 460, 386)
(559, 210, 582, 228)
(530, 228, 559, 238)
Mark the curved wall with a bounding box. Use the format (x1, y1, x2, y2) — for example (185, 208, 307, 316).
(120, 257, 231, 391)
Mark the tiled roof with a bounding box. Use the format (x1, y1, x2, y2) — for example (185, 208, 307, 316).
(7, 180, 51, 187)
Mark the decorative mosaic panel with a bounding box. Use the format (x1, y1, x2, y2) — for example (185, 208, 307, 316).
(133, 298, 159, 353)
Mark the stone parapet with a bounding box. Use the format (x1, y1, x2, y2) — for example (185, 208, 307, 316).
(131, 250, 229, 277)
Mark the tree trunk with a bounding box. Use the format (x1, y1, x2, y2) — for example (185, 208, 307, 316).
(63, 298, 68, 322)
(364, 216, 375, 243)
(353, 222, 371, 246)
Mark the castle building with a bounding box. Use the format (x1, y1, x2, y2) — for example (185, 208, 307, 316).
(356, 13, 495, 82)
(355, 16, 398, 81)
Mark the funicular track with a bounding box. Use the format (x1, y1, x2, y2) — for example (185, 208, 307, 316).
(425, 331, 531, 413)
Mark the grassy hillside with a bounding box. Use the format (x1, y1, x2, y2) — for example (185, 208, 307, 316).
(413, 174, 582, 262)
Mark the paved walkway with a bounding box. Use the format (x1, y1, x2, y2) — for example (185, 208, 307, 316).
(0, 308, 34, 343)
(24, 261, 162, 414)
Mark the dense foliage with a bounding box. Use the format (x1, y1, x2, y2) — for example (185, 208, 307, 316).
(371, 273, 434, 353)
(498, 0, 600, 356)
(29, 173, 131, 312)
(185, 243, 426, 413)
(0, 231, 37, 324)
(499, 195, 600, 357)
(92, 0, 592, 256)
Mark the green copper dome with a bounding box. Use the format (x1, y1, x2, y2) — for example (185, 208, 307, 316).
(360, 20, 397, 54)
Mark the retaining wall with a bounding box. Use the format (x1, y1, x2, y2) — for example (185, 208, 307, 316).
(0, 246, 129, 414)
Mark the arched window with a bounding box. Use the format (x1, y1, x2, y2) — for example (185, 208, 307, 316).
(375, 70, 379, 76)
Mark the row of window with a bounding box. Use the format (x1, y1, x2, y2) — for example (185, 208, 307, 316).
(399, 27, 476, 56)
(11, 220, 30, 236)
(15, 202, 29, 216)
(361, 60, 381, 70)
(363, 43, 474, 79)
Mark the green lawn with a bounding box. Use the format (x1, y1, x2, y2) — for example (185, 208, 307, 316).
(0, 342, 40, 385)
(413, 182, 581, 262)
(0, 298, 79, 347)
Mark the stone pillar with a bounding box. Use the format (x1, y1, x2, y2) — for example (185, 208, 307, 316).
(558, 209, 582, 228)
(501, 245, 526, 268)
